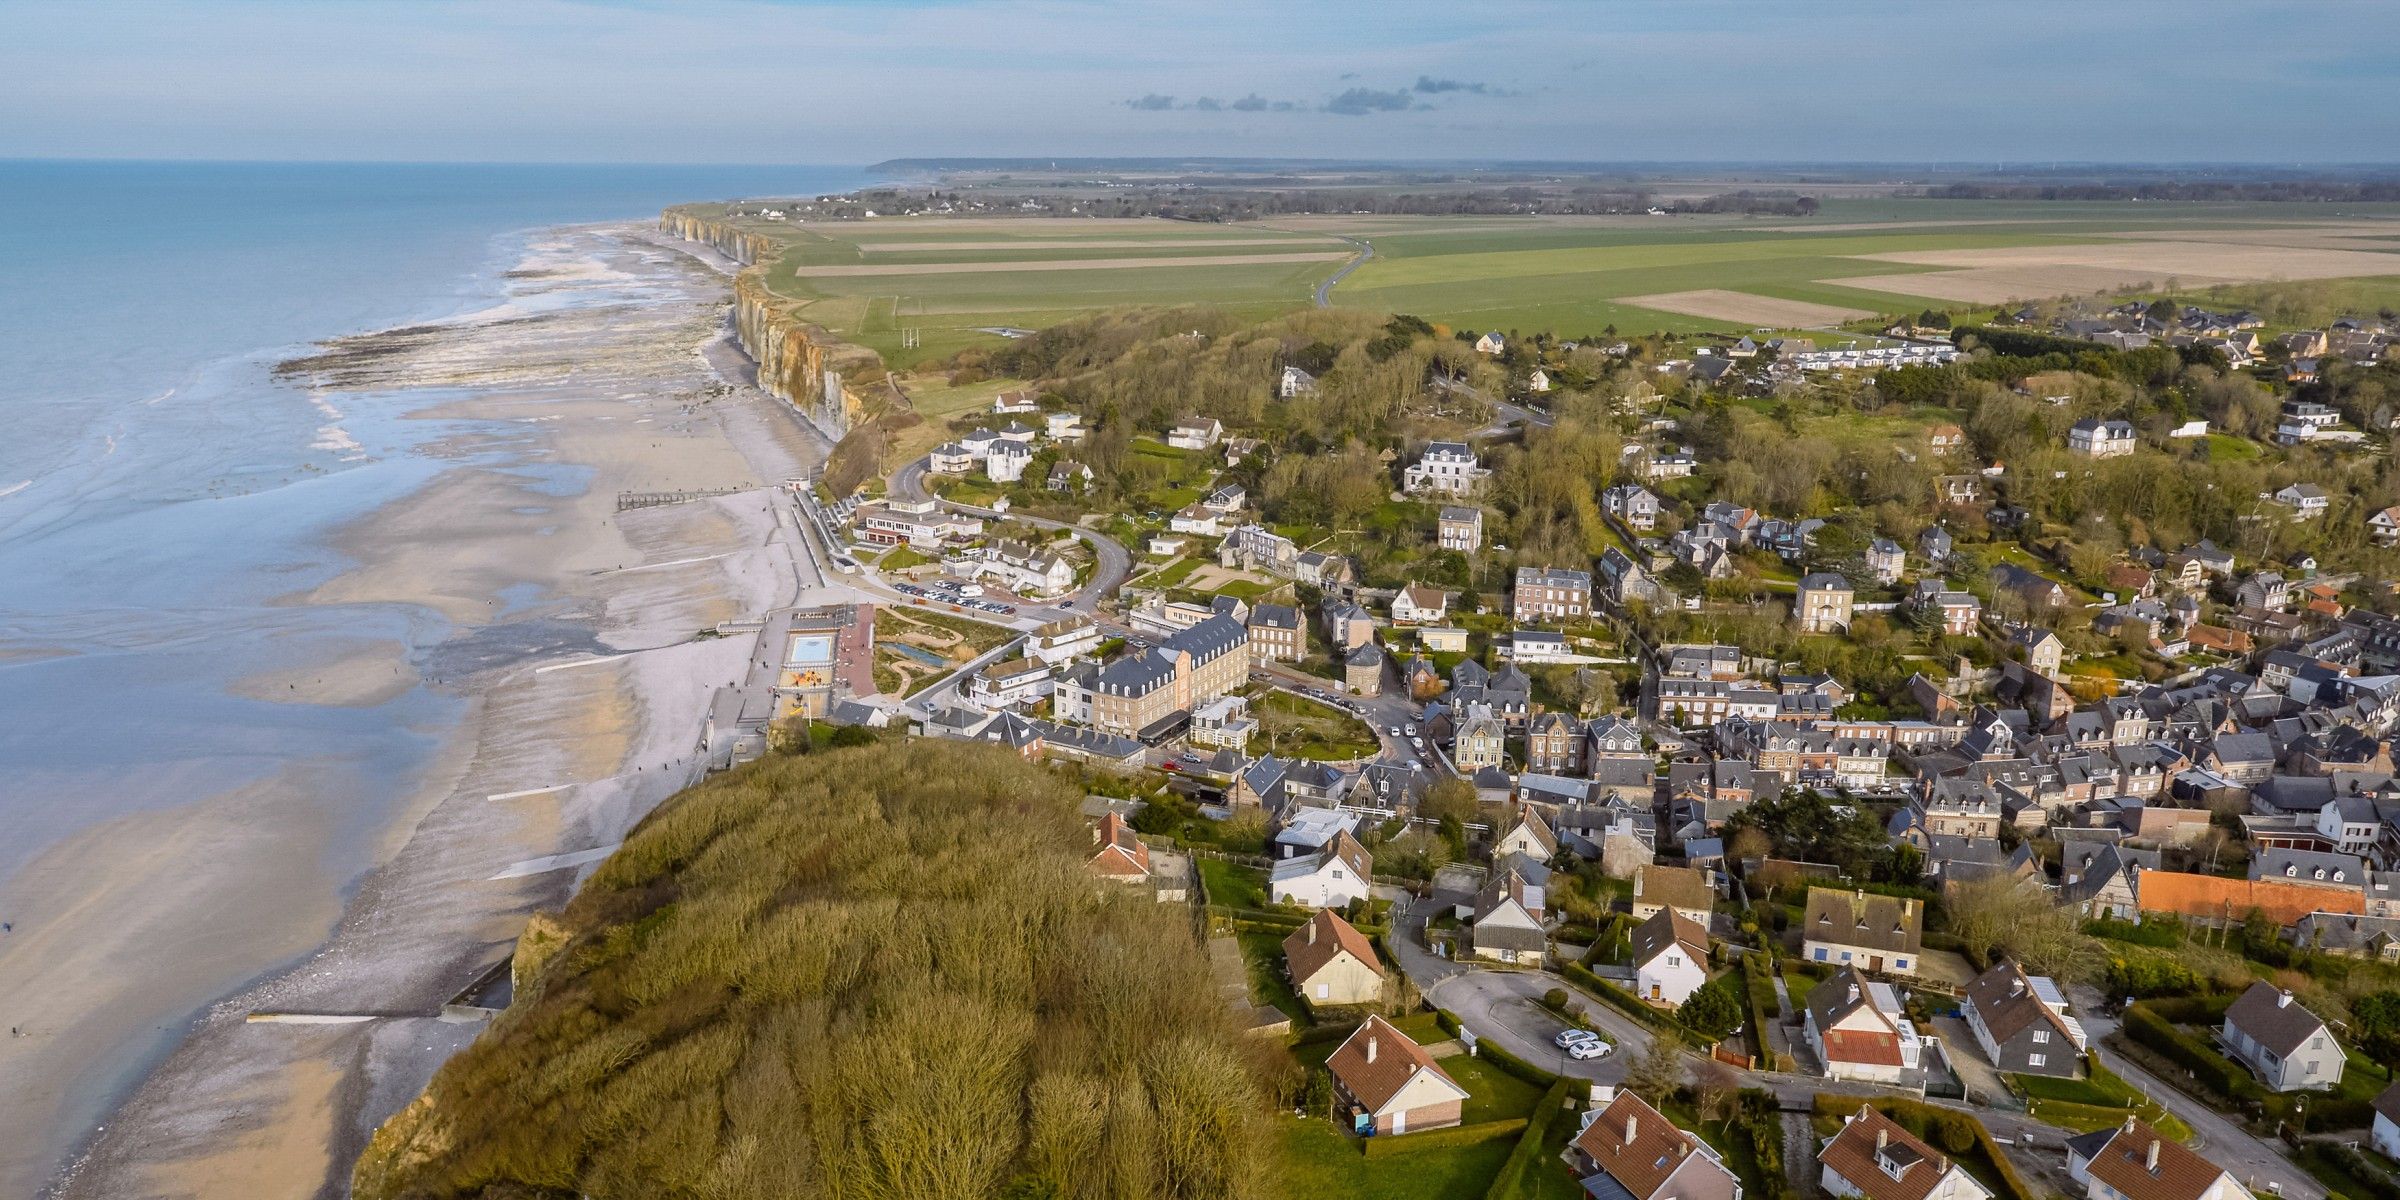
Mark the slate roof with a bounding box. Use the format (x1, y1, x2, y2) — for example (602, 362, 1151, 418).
(1804, 888, 1923, 955)
(2223, 981, 2331, 1058)
(1630, 907, 1709, 968)
(1964, 960, 2075, 1047)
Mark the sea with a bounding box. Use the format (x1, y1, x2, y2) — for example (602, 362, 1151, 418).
(0, 160, 869, 886)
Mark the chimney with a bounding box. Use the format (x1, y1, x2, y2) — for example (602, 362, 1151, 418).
(1848, 983, 1861, 1005)
(2146, 1139, 2161, 1173)
(1626, 1114, 1640, 1144)
(1366, 1037, 1378, 1064)
(1877, 1129, 1889, 1151)
(2010, 976, 2025, 997)
(1309, 919, 1319, 946)
(2279, 990, 2293, 1008)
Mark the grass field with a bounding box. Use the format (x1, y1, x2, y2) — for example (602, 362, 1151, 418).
(697, 197, 2400, 364)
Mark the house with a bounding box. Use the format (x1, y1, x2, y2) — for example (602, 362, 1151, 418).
(1992, 564, 2067, 610)
(1912, 581, 1981, 636)
(1473, 332, 1505, 356)
(1795, 573, 1856, 634)
(1278, 364, 1318, 398)
(1246, 603, 1306, 665)
(2011, 627, 2065, 675)
(927, 442, 973, 474)
(996, 420, 1037, 445)
(1803, 967, 1924, 1083)
(1645, 446, 1699, 480)
(1504, 629, 1571, 663)
(2067, 418, 2138, 458)
(1087, 811, 1151, 881)
(1819, 1104, 1992, 1200)
(1284, 908, 1384, 1007)
(1526, 368, 1553, 394)
(1027, 615, 1102, 665)
(1568, 1090, 1743, 1200)
(1514, 566, 1592, 624)
(964, 538, 1077, 598)
(2220, 982, 2343, 1092)
(1269, 830, 1373, 907)
(1962, 960, 2084, 1077)
(1927, 423, 1967, 454)
(1165, 417, 1223, 450)
(967, 655, 1054, 708)
(1494, 806, 1561, 862)
(1321, 599, 1377, 651)
(1402, 441, 1490, 495)
(991, 388, 1039, 415)
(1526, 711, 1582, 774)
(1465, 868, 1547, 964)
(1865, 539, 1907, 586)
(1603, 484, 1663, 532)
(1437, 505, 1484, 552)
(1453, 706, 1508, 770)
(1045, 410, 1085, 441)
(1918, 525, 1954, 564)
(2371, 506, 2400, 546)
(2374, 1081, 2400, 1161)
(1167, 504, 1222, 535)
(1391, 583, 1450, 625)
(1631, 907, 1710, 1005)
(1343, 643, 1385, 695)
(2272, 483, 2330, 522)
(1325, 1015, 1469, 1136)
(1632, 865, 1714, 924)
(1188, 694, 1257, 749)
(1803, 888, 1923, 974)
(2064, 1119, 2246, 1200)
(1417, 626, 1469, 654)
(1046, 460, 1093, 493)
(984, 439, 1032, 482)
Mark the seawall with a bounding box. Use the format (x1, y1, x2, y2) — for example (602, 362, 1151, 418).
(659, 207, 875, 445)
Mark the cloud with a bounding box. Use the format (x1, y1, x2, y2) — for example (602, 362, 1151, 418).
(1191, 96, 1221, 111)
(1412, 76, 1485, 94)
(1322, 87, 1418, 116)
(1229, 93, 1270, 111)
(1124, 93, 1176, 111)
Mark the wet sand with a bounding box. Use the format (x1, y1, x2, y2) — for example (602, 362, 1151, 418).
(16, 223, 825, 1199)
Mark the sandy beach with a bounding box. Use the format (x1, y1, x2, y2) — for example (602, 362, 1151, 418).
(5, 223, 827, 1199)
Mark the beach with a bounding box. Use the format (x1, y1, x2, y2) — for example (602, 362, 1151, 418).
(3, 222, 827, 1199)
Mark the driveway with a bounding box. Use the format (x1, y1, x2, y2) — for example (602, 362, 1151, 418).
(1390, 898, 1657, 1086)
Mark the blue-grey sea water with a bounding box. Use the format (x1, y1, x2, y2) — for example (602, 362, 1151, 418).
(0, 160, 867, 884)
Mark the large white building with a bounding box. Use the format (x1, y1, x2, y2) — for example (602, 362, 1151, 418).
(1403, 442, 1491, 495)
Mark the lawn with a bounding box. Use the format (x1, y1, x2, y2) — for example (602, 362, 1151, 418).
(1270, 1119, 1516, 1200)
(1437, 1052, 1545, 1125)
(1257, 691, 1383, 761)
(1237, 930, 1310, 1024)
(1200, 858, 1270, 910)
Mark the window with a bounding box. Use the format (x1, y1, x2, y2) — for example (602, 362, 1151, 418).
(2028, 1054, 2045, 1068)
(2033, 1030, 2049, 1044)
(1841, 951, 1853, 962)
(1893, 958, 1908, 970)
(2306, 1060, 2319, 1076)
(1667, 955, 1682, 968)
(1814, 948, 1828, 962)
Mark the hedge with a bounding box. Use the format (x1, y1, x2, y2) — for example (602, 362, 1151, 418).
(1360, 1116, 1528, 1158)
(1486, 1079, 1573, 1199)
(1739, 954, 1793, 1072)
(2123, 1003, 2260, 1103)
(1736, 1092, 1793, 1200)
(1813, 1094, 2036, 1200)
(2301, 1142, 2400, 1200)
(1563, 963, 1677, 1031)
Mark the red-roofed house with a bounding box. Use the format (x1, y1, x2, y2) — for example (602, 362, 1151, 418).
(1325, 1015, 1469, 1136)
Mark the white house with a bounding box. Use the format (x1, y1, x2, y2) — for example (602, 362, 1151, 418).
(2371, 505, 2400, 546)
(2066, 418, 2137, 458)
(1165, 418, 1223, 450)
(1269, 831, 1373, 908)
(985, 441, 1032, 483)
(1474, 332, 1505, 356)
(1390, 583, 1449, 625)
(1462, 868, 1547, 964)
(965, 656, 1053, 708)
(1630, 908, 1709, 1006)
(1168, 504, 1223, 535)
(2373, 1081, 2400, 1161)
(1803, 968, 1925, 1084)
(927, 442, 973, 474)
(991, 389, 1039, 415)
(1602, 484, 1662, 532)
(2272, 482, 2330, 521)
(1279, 365, 1319, 398)
(1403, 441, 1491, 495)
(1045, 411, 1085, 441)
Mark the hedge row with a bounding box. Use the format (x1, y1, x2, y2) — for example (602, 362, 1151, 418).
(1360, 1116, 1527, 1158)
(1563, 963, 1677, 1032)
(1812, 1094, 2036, 1200)
(1739, 954, 1793, 1072)
(2123, 1004, 2261, 1103)
(1486, 1079, 1574, 1199)
(2301, 1142, 2400, 1200)
(1735, 1091, 1792, 1200)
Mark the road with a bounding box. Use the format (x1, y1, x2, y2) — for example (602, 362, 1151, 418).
(888, 453, 1130, 614)
(1313, 237, 1374, 307)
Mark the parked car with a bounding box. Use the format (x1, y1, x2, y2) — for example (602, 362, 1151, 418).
(1553, 1029, 1600, 1049)
(1567, 1039, 1611, 1061)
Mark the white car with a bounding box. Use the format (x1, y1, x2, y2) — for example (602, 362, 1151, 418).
(1552, 1029, 1600, 1049)
(1404, 723, 1418, 736)
(1387, 726, 1403, 737)
(1566, 1039, 1612, 1061)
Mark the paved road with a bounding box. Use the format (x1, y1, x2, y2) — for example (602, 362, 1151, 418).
(2069, 987, 2325, 1200)
(887, 453, 1130, 614)
(1313, 237, 1374, 307)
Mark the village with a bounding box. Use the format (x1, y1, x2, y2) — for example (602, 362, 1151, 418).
(673, 291, 2400, 1200)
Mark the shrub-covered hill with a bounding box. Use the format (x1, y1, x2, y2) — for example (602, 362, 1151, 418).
(356, 741, 1270, 1200)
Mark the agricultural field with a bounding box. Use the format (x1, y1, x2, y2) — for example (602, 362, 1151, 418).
(709, 197, 2400, 368)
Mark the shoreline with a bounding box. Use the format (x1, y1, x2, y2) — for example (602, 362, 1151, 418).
(25, 222, 825, 1199)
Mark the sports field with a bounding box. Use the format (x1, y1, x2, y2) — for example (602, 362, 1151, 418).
(704, 198, 2400, 364)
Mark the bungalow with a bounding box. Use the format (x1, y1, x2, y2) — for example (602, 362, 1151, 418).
(1168, 504, 1222, 535)
(2221, 982, 2343, 1092)
(992, 388, 1039, 414)
(2370, 505, 2400, 546)
(2272, 483, 2331, 521)
(1284, 908, 1384, 1007)
(1631, 907, 1711, 1005)
(1568, 1091, 1743, 1200)
(1820, 1104, 1991, 1200)
(1165, 417, 1223, 450)
(1803, 888, 1923, 975)
(1503, 629, 1571, 663)
(1326, 1015, 1469, 1136)
(1803, 967, 1925, 1084)
(1269, 830, 1373, 908)
(2065, 1120, 2246, 1200)
(1391, 583, 1450, 625)
(1962, 960, 2084, 1077)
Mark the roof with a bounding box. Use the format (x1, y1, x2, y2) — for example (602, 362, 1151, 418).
(2222, 981, 2331, 1058)
(1630, 907, 1709, 968)
(1964, 960, 2075, 1047)
(1570, 1091, 1718, 1200)
(1805, 968, 1903, 1066)
(1283, 908, 1384, 985)
(1818, 1106, 1955, 1200)
(2080, 1120, 2234, 1200)
(2137, 871, 2362, 926)
(1088, 811, 1150, 877)
(1803, 888, 1923, 955)
(1634, 865, 1714, 914)
(1326, 1014, 1464, 1113)
(2376, 1080, 2400, 1129)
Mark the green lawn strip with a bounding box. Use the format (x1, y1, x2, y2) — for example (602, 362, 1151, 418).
(1256, 690, 1381, 760)
(1270, 1118, 1519, 1200)
(1236, 930, 1309, 1024)
(1437, 1053, 1546, 1125)
(1198, 857, 1270, 910)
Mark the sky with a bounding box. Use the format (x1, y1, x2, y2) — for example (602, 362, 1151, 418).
(5, 0, 2399, 166)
